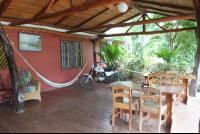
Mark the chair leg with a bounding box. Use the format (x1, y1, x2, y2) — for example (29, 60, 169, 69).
(135, 103, 137, 120)
(9, 90, 12, 104)
(158, 113, 161, 133)
(164, 108, 167, 127)
(129, 108, 132, 130)
(112, 107, 115, 126)
(120, 109, 123, 119)
(178, 95, 181, 106)
(139, 111, 143, 131)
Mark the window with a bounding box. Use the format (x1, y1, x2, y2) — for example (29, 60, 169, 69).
(100, 43, 107, 65)
(61, 41, 82, 69)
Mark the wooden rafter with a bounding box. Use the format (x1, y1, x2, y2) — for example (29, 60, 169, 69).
(66, 14, 195, 33)
(2, 25, 98, 39)
(10, 0, 129, 26)
(74, 8, 109, 28)
(131, 0, 194, 11)
(102, 13, 141, 33)
(147, 11, 196, 22)
(139, 6, 184, 15)
(99, 27, 197, 37)
(35, 0, 55, 17)
(97, 8, 132, 26)
(126, 15, 142, 33)
(55, 0, 75, 25)
(0, 17, 101, 35)
(143, 14, 146, 32)
(126, 1, 166, 31)
(145, 15, 166, 30)
(0, 0, 13, 17)
(55, 14, 74, 25)
(126, 1, 145, 14)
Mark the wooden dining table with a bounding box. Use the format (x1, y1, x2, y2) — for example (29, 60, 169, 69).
(105, 81, 184, 132)
(140, 73, 196, 105)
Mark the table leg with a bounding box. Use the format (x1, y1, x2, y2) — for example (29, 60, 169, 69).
(182, 79, 188, 105)
(165, 94, 173, 127)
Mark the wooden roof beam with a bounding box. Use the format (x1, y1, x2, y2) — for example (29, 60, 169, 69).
(126, 14, 142, 33)
(102, 13, 141, 33)
(131, 0, 194, 11)
(99, 27, 197, 37)
(0, 0, 13, 17)
(0, 17, 101, 35)
(97, 8, 132, 26)
(55, 0, 75, 25)
(67, 13, 195, 34)
(35, 0, 55, 17)
(74, 8, 109, 28)
(126, 1, 166, 31)
(2, 25, 98, 39)
(10, 0, 129, 26)
(139, 6, 184, 15)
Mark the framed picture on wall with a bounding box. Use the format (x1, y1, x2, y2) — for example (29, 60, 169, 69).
(19, 32, 42, 52)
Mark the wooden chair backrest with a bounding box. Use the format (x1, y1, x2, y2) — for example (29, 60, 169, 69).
(148, 73, 161, 84)
(156, 79, 174, 86)
(0, 74, 3, 89)
(167, 70, 179, 75)
(112, 85, 132, 109)
(165, 74, 180, 86)
(140, 87, 162, 113)
(155, 70, 166, 74)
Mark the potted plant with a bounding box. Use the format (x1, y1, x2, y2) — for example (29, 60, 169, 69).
(97, 41, 126, 70)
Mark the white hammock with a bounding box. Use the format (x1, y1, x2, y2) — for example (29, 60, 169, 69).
(0, 32, 93, 88)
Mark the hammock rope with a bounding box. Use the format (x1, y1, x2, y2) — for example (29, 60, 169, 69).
(0, 32, 93, 88)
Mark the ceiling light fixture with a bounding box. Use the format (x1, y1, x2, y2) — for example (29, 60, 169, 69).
(118, 2, 128, 13)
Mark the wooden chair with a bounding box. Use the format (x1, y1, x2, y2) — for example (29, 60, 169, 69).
(9, 69, 41, 102)
(165, 74, 181, 105)
(0, 74, 13, 104)
(132, 77, 147, 98)
(112, 85, 138, 130)
(156, 79, 174, 102)
(166, 70, 179, 75)
(155, 70, 166, 74)
(148, 73, 161, 87)
(139, 87, 168, 133)
(155, 70, 166, 79)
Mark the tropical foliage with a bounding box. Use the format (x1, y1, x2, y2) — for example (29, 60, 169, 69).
(105, 13, 197, 78)
(97, 41, 126, 69)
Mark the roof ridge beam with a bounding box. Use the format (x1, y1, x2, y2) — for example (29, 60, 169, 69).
(99, 27, 197, 37)
(66, 14, 195, 33)
(0, 0, 13, 17)
(9, 0, 129, 26)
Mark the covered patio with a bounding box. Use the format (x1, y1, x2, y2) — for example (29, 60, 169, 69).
(0, 0, 199, 133)
(0, 82, 199, 133)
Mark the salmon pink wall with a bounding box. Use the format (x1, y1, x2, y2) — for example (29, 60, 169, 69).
(0, 29, 101, 97)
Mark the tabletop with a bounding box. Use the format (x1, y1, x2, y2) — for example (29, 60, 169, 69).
(104, 81, 184, 95)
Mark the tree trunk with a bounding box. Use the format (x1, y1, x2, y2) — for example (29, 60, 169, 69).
(189, 29, 200, 97)
(90, 38, 100, 79)
(0, 23, 24, 113)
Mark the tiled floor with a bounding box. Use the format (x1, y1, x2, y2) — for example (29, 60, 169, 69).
(0, 82, 199, 133)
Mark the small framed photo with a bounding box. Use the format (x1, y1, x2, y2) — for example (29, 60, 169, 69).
(19, 32, 42, 52)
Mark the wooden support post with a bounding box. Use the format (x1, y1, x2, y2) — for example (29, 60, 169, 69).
(90, 38, 100, 79)
(0, 23, 24, 113)
(143, 14, 146, 32)
(189, 0, 200, 97)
